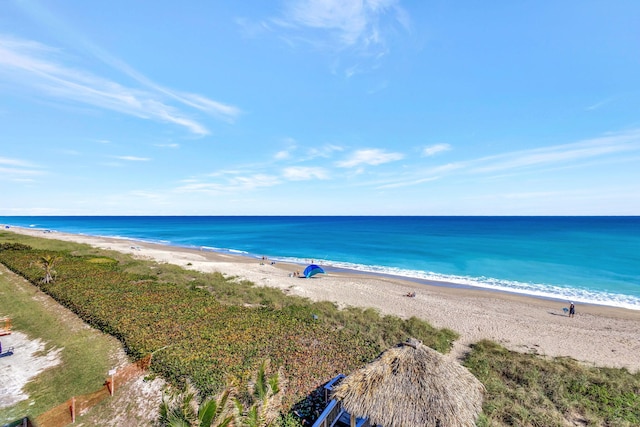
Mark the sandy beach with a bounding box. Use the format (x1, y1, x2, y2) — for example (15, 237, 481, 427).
(4, 227, 640, 372)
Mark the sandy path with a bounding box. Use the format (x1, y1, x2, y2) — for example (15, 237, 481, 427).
(5, 227, 640, 372)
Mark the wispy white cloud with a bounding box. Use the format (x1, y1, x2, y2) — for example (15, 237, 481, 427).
(371, 129, 640, 189)
(274, 137, 299, 160)
(230, 174, 281, 189)
(376, 175, 440, 189)
(501, 190, 568, 200)
(281, 0, 406, 48)
(585, 97, 614, 111)
(155, 143, 180, 149)
(0, 35, 240, 135)
(422, 143, 451, 157)
(271, 0, 409, 76)
(13, 1, 242, 122)
(236, 17, 273, 38)
(0, 166, 44, 177)
(282, 166, 329, 180)
(60, 149, 81, 156)
(75, 35, 242, 122)
(178, 173, 281, 194)
(469, 130, 640, 174)
(126, 190, 166, 201)
(0, 157, 38, 168)
(306, 144, 344, 159)
(275, 150, 292, 160)
(336, 148, 404, 167)
(112, 156, 151, 162)
(172, 93, 241, 123)
(0, 157, 44, 181)
(371, 163, 462, 189)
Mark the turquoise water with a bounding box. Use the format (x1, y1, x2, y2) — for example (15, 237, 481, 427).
(1, 216, 639, 310)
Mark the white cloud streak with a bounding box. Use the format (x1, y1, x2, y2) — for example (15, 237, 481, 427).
(336, 148, 404, 167)
(178, 173, 281, 194)
(0, 166, 44, 177)
(0, 156, 37, 167)
(305, 144, 344, 159)
(374, 129, 640, 189)
(0, 35, 240, 135)
(422, 143, 451, 157)
(112, 156, 151, 162)
(469, 131, 640, 174)
(282, 166, 329, 180)
(286, 0, 370, 46)
(0, 157, 44, 181)
(274, 0, 409, 74)
(275, 150, 292, 160)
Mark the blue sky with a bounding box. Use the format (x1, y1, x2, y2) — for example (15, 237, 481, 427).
(1, 1, 639, 215)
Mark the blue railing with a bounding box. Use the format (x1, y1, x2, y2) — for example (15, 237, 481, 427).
(312, 374, 371, 427)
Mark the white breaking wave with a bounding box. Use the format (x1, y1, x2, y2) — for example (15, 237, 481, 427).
(275, 256, 640, 311)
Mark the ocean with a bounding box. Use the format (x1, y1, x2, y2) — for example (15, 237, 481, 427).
(1, 216, 639, 310)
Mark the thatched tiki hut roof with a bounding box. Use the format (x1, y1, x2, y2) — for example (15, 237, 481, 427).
(331, 338, 485, 427)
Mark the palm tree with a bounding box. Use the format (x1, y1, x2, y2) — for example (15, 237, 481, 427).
(234, 361, 282, 427)
(37, 255, 60, 284)
(159, 383, 233, 427)
(159, 361, 286, 427)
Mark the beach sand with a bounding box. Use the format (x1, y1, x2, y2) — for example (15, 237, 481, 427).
(5, 227, 640, 372)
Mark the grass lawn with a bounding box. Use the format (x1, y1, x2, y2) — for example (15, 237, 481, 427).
(0, 264, 125, 423)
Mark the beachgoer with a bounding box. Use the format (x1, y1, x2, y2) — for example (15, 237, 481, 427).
(569, 302, 575, 318)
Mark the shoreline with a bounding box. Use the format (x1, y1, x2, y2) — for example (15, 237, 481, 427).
(3, 226, 640, 372)
(4, 223, 639, 311)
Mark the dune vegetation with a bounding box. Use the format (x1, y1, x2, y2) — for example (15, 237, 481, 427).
(1, 231, 639, 426)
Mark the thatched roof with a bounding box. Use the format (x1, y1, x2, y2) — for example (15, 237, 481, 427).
(331, 338, 485, 427)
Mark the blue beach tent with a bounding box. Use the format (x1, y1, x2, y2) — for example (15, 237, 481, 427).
(303, 264, 325, 278)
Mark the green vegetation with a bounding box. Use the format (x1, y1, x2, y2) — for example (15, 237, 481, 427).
(160, 384, 234, 427)
(160, 361, 289, 427)
(0, 255, 122, 423)
(0, 232, 455, 425)
(2, 231, 639, 427)
(465, 340, 640, 427)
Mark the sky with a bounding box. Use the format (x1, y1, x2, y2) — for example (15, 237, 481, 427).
(1, 1, 639, 216)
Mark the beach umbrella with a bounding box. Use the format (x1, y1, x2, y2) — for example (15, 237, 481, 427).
(331, 338, 485, 427)
(303, 264, 325, 278)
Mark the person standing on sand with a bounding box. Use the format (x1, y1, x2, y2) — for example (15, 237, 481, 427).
(569, 302, 575, 318)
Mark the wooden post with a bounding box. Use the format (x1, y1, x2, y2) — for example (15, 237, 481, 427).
(0, 317, 11, 336)
(70, 397, 76, 423)
(351, 413, 356, 427)
(108, 369, 116, 396)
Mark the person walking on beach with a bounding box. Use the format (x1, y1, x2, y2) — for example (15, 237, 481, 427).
(569, 302, 575, 318)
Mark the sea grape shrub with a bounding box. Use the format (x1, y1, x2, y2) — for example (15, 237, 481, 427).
(0, 242, 32, 251)
(0, 247, 376, 409)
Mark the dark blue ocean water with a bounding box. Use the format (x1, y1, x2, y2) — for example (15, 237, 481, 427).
(1, 216, 639, 310)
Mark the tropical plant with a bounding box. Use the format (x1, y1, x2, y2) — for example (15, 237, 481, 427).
(159, 382, 233, 427)
(234, 361, 283, 427)
(36, 254, 60, 284)
(160, 361, 286, 427)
